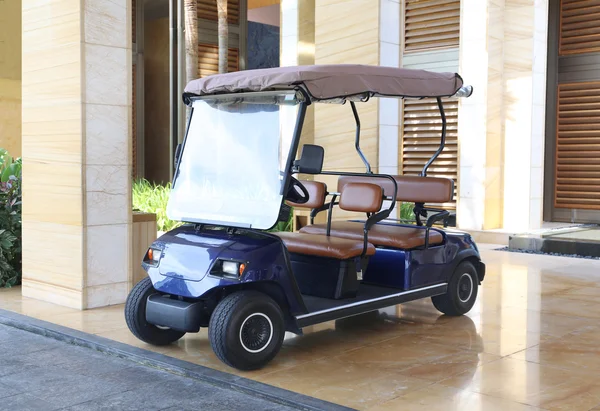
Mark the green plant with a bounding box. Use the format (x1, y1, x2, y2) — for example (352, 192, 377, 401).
(399, 202, 415, 222)
(0, 150, 21, 184)
(0, 148, 22, 287)
(132, 179, 182, 232)
(268, 207, 294, 232)
(0, 229, 19, 287)
(132, 178, 295, 233)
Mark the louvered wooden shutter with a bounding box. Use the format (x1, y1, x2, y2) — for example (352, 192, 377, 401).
(198, 0, 240, 24)
(559, 0, 600, 56)
(404, 0, 460, 53)
(400, 98, 458, 209)
(198, 44, 239, 77)
(554, 81, 600, 209)
(132, 0, 136, 44)
(197, 0, 240, 77)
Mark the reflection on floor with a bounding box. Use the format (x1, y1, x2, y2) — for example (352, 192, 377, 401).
(3, 244, 600, 410)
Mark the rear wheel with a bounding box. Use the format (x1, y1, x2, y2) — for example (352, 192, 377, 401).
(432, 261, 479, 316)
(208, 291, 285, 371)
(125, 277, 186, 345)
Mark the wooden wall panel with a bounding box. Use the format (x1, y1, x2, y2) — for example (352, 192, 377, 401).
(249, 0, 279, 8)
(554, 81, 600, 209)
(315, 0, 379, 66)
(131, 212, 157, 289)
(198, 43, 239, 77)
(314, 0, 379, 221)
(198, 0, 240, 24)
(132, 0, 136, 44)
(559, 0, 600, 56)
(404, 0, 460, 53)
(400, 98, 458, 208)
(144, 18, 171, 184)
(0, 0, 22, 157)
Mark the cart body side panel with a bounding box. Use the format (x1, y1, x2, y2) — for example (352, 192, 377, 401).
(362, 225, 482, 289)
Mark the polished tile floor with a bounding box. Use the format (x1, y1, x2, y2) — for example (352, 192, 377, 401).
(3, 244, 600, 410)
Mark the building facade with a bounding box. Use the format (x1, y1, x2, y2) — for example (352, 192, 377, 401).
(0, 0, 597, 309)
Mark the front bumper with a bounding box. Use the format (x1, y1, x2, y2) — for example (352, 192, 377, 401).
(145, 294, 206, 332)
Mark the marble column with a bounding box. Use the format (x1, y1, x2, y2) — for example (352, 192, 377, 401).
(502, 0, 548, 231)
(21, 0, 132, 309)
(456, 0, 495, 231)
(281, 0, 315, 149)
(456, 0, 549, 231)
(379, 0, 401, 216)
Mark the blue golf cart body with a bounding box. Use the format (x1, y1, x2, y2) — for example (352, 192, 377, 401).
(125, 64, 484, 371)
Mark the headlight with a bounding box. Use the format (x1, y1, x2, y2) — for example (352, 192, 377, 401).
(222, 261, 239, 276)
(211, 259, 247, 279)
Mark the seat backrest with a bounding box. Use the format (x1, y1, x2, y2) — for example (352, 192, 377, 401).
(286, 180, 328, 209)
(338, 182, 383, 213)
(337, 175, 454, 204)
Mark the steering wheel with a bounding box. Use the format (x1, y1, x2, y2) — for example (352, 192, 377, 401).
(285, 176, 310, 204)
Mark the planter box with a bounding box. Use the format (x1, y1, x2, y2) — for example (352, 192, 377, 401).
(131, 211, 157, 289)
(293, 208, 328, 231)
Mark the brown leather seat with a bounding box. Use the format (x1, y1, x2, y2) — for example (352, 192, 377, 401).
(299, 221, 444, 250)
(286, 180, 328, 209)
(276, 180, 380, 260)
(274, 231, 376, 260)
(337, 175, 454, 204)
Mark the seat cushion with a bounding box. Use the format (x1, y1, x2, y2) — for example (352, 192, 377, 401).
(274, 232, 375, 259)
(337, 175, 454, 204)
(299, 221, 444, 250)
(286, 180, 328, 209)
(338, 182, 383, 213)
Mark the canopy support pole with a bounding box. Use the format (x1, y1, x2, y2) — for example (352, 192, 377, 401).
(350, 101, 372, 174)
(421, 97, 446, 177)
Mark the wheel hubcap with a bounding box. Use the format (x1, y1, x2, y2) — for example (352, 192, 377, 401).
(240, 313, 273, 353)
(458, 273, 474, 303)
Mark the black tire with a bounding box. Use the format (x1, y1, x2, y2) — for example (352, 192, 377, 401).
(125, 277, 185, 345)
(208, 290, 285, 371)
(432, 260, 479, 316)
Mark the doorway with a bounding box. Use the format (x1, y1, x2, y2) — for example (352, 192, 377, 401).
(544, 0, 600, 223)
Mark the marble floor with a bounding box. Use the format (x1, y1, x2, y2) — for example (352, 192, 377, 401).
(3, 244, 600, 410)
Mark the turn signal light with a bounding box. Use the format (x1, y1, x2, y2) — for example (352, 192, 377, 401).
(239, 263, 246, 276)
(145, 247, 161, 265)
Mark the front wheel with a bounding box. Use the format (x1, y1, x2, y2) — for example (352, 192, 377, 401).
(125, 277, 186, 345)
(432, 261, 479, 316)
(208, 291, 285, 371)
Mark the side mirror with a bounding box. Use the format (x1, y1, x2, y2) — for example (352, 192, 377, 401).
(293, 144, 324, 174)
(454, 85, 473, 98)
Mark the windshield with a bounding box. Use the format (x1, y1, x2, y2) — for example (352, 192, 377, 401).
(167, 91, 301, 229)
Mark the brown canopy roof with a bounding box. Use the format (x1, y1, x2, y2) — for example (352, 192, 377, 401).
(183, 64, 464, 101)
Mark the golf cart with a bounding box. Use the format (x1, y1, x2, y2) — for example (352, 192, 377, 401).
(124, 64, 484, 371)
